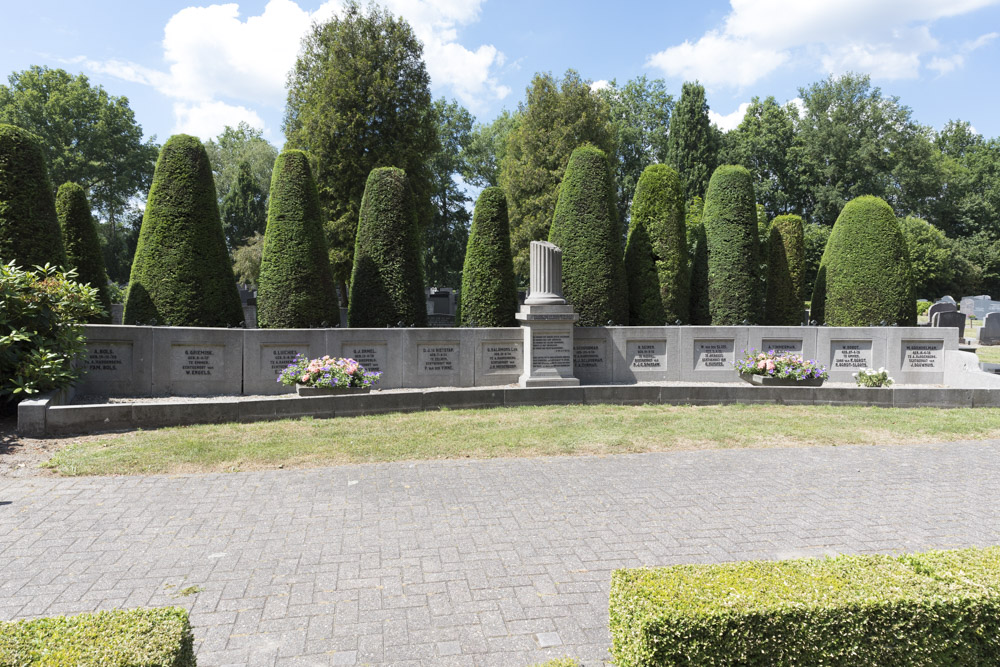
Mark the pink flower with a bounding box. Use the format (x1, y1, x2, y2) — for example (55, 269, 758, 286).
(300, 374, 310, 383)
(757, 360, 767, 370)
(765, 360, 776, 371)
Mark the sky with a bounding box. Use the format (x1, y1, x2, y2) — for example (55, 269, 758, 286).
(3, 0, 1000, 146)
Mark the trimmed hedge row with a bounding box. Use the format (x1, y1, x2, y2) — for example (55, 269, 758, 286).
(56, 182, 112, 323)
(460, 186, 518, 327)
(703, 165, 762, 325)
(764, 214, 805, 326)
(811, 195, 916, 326)
(610, 546, 1000, 666)
(0, 123, 65, 269)
(0, 607, 196, 666)
(548, 145, 628, 327)
(256, 150, 338, 328)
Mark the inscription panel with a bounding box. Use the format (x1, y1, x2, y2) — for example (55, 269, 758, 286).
(483, 343, 522, 374)
(627, 340, 666, 370)
(901, 340, 943, 371)
(418, 343, 459, 374)
(694, 339, 735, 371)
(761, 339, 803, 354)
(342, 343, 388, 374)
(85, 342, 133, 379)
(261, 345, 309, 378)
(532, 332, 572, 370)
(170, 344, 224, 380)
(574, 340, 607, 372)
(830, 340, 873, 370)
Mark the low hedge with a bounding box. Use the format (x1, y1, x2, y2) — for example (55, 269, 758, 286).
(0, 607, 195, 666)
(610, 547, 1000, 666)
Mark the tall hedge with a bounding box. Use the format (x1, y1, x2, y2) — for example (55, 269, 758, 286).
(123, 134, 243, 327)
(55, 182, 112, 323)
(764, 214, 805, 325)
(811, 195, 915, 326)
(688, 223, 711, 324)
(256, 150, 338, 328)
(0, 124, 65, 269)
(703, 165, 762, 325)
(460, 187, 517, 327)
(348, 167, 427, 327)
(625, 164, 689, 325)
(548, 145, 628, 326)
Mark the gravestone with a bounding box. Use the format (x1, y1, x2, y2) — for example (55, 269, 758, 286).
(694, 339, 735, 371)
(830, 340, 873, 372)
(980, 312, 1000, 345)
(516, 241, 579, 387)
(932, 310, 966, 339)
(927, 301, 957, 322)
(940, 295, 957, 305)
(960, 295, 1000, 320)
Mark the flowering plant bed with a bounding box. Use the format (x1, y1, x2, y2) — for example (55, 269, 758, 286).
(735, 349, 828, 386)
(277, 354, 381, 393)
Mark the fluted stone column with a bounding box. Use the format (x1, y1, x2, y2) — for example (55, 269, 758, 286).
(516, 241, 580, 387)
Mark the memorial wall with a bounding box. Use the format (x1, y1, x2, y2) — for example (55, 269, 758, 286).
(75, 323, 957, 396)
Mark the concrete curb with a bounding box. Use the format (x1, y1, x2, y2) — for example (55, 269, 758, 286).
(18, 384, 1000, 437)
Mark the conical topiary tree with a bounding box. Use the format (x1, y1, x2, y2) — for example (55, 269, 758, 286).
(56, 182, 112, 323)
(548, 145, 628, 326)
(460, 187, 517, 327)
(625, 164, 689, 325)
(348, 167, 427, 327)
(256, 150, 338, 329)
(0, 124, 65, 268)
(764, 214, 805, 326)
(811, 195, 915, 326)
(123, 134, 243, 327)
(703, 164, 762, 325)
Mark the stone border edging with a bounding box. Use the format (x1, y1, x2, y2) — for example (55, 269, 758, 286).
(19, 384, 1000, 437)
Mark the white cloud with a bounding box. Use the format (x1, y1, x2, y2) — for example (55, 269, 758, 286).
(81, 0, 507, 135)
(590, 79, 610, 92)
(646, 0, 1000, 87)
(709, 102, 751, 131)
(928, 31, 998, 76)
(173, 101, 267, 140)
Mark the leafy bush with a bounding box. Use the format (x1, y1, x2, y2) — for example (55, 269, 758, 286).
(348, 167, 427, 327)
(124, 134, 244, 327)
(256, 150, 338, 328)
(0, 607, 195, 666)
(625, 164, 688, 325)
(899, 215, 955, 300)
(0, 123, 66, 268)
(764, 214, 805, 325)
(811, 195, 915, 326)
(802, 221, 831, 312)
(703, 165, 762, 325)
(232, 232, 263, 287)
(916, 300, 932, 317)
(460, 186, 517, 327)
(548, 145, 628, 326)
(610, 546, 1000, 667)
(0, 262, 103, 408)
(56, 182, 112, 323)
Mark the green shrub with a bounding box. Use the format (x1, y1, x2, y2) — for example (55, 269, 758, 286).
(256, 150, 338, 328)
(685, 198, 711, 325)
(610, 546, 1000, 667)
(803, 221, 831, 312)
(764, 214, 805, 325)
(703, 165, 762, 325)
(460, 186, 517, 327)
(56, 182, 111, 323)
(917, 300, 932, 316)
(548, 145, 628, 326)
(124, 135, 243, 327)
(348, 167, 427, 327)
(0, 262, 103, 409)
(0, 124, 66, 268)
(625, 164, 688, 325)
(0, 607, 195, 666)
(811, 195, 915, 326)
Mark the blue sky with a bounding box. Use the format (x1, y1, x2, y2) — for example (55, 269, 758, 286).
(3, 0, 999, 146)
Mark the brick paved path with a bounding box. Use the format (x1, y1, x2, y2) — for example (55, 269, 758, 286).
(2, 441, 999, 666)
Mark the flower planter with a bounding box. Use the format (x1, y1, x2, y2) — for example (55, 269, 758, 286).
(740, 374, 825, 387)
(296, 385, 372, 397)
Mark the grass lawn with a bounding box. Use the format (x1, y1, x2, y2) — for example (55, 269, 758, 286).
(43, 403, 1000, 476)
(977, 345, 1000, 364)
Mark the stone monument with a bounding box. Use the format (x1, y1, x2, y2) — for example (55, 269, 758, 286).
(980, 312, 1000, 345)
(516, 241, 580, 387)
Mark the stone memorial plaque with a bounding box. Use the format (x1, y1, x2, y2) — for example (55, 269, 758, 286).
(483, 343, 522, 374)
(574, 340, 606, 372)
(830, 340, 872, 370)
(761, 339, 803, 354)
(627, 340, 666, 370)
(261, 345, 309, 378)
(418, 343, 459, 374)
(901, 340, 943, 370)
(532, 332, 572, 370)
(170, 344, 224, 380)
(694, 339, 734, 370)
(85, 342, 132, 379)
(342, 343, 388, 374)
